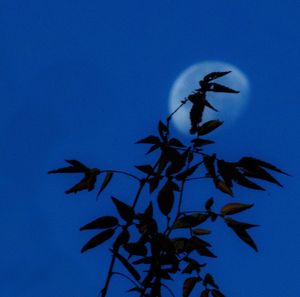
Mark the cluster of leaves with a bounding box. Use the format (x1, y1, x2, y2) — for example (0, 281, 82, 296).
(49, 71, 287, 297)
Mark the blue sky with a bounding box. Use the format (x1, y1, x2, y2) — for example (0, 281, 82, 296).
(0, 1, 299, 296)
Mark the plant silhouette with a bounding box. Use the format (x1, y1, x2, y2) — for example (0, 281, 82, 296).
(49, 71, 287, 297)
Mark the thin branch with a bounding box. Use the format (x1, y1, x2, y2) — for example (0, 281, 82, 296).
(101, 169, 141, 182)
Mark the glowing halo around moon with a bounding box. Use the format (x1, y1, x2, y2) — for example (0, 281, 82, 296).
(169, 61, 250, 135)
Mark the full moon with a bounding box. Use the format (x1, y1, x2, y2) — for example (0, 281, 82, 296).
(169, 61, 250, 135)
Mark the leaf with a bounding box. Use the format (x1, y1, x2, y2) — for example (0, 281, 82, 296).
(158, 121, 168, 139)
(200, 289, 210, 297)
(146, 143, 161, 155)
(234, 173, 265, 191)
(191, 138, 215, 148)
(80, 216, 118, 230)
(173, 213, 209, 229)
(189, 98, 205, 134)
(136, 135, 160, 144)
(135, 165, 155, 175)
(205, 197, 214, 211)
(215, 180, 233, 196)
(192, 228, 211, 236)
(97, 172, 113, 198)
(204, 154, 217, 178)
(203, 273, 219, 289)
(48, 159, 90, 174)
(157, 182, 175, 216)
(166, 149, 189, 176)
(197, 120, 223, 136)
(238, 157, 288, 175)
(175, 162, 202, 180)
(221, 203, 253, 216)
(148, 176, 161, 193)
(225, 218, 259, 251)
(169, 138, 186, 148)
(204, 99, 218, 112)
(81, 228, 114, 253)
(209, 82, 239, 93)
(203, 71, 232, 82)
(183, 277, 200, 297)
(111, 196, 134, 222)
(113, 228, 130, 250)
(114, 251, 141, 281)
(124, 242, 147, 257)
(211, 290, 226, 297)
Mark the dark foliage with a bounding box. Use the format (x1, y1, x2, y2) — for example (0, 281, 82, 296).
(49, 71, 287, 297)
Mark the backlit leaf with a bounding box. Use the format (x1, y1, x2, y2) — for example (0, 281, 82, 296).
(80, 216, 118, 230)
(197, 120, 223, 136)
(172, 213, 209, 229)
(157, 182, 175, 216)
(136, 135, 160, 144)
(205, 197, 214, 210)
(192, 228, 211, 236)
(97, 171, 113, 198)
(114, 251, 141, 281)
(135, 165, 155, 175)
(183, 277, 200, 297)
(81, 228, 114, 253)
(221, 203, 253, 216)
(203, 71, 231, 82)
(191, 138, 215, 148)
(209, 83, 239, 93)
(111, 196, 134, 222)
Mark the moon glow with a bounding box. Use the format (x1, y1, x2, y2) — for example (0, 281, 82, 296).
(169, 61, 250, 135)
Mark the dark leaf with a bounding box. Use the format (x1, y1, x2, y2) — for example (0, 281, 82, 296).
(192, 228, 211, 236)
(208, 83, 239, 93)
(169, 138, 186, 148)
(217, 160, 234, 188)
(200, 289, 210, 297)
(203, 273, 219, 289)
(189, 98, 205, 134)
(81, 228, 114, 253)
(183, 277, 200, 297)
(221, 203, 253, 216)
(124, 242, 147, 257)
(148, 176, 161, 193)
(97, 171, 113, 198)
(113, 228, 130, 250)
(192, 138, 215, 148)
(65, 173, 99, 194)
(157, 183, 175, 216)
(80, 216, 118, 230)
(48, 159, 90, 174)
(204, 154, 217, 178)
(172, 213, 209, 229)
(205, 197, 214, 211)
(111, 196, 134, 222)
(239, 157, 288, 175)
(146, 143, 161, 155)
(203, 71, 232, 82)
(197, 120, 223, 136)
(166, 149, 189, 176)
(135, 165, 155, 175)
(225, 218, 259, 251)
(175, 162, 202, 180)
(158, 121, 168, 139)
(234, 173, 265, 191)
(114, 251, 141, 281)
(136, 135, 161, 145)
(214, 179, 233, 196)
(211, 290, 226, 297)
(204, 99, 218, 112)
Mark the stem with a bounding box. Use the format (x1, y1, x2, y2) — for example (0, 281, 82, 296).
(112, 272, 140, 288)
(100, 158, 162, 297)
(101, 169, 141, 182)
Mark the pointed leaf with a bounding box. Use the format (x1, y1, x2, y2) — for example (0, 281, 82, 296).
(97, 172, 113, 198)
(175, 162, 202, 180)
(111, 196, 134, 222)
(209, 83, 239, 93)
(203, 273, 219, 289)
(200, 289, 210, 297)
(173, 214, 209, 229)
(191, 138, 215, 148)
(136, 135, 160, 144)
(81, 228, 114, 253)
(197, 120, 223, 136)
(193, 228, 211, 236)
(113, 228, 130, 250)
(221, 203, 253, 216)
(211, 290, 226, 297)
(183, 277, 200, 297)
(80, 216, 118, 230)
(203, 71, 231, 82)
(135, 165, 155, 175)
(157, 184, 174, 216)
(158, 121, 168, 139)
(114, 251, 141, 281)
(169, 138, 186, 148)
(215, 179, 233, 196)
(205, 197, 214, 211)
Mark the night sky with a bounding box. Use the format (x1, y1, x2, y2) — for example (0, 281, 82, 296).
(1, 1, 299, 296)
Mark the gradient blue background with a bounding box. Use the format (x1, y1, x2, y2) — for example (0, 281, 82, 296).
(1, 1, 299, 296)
